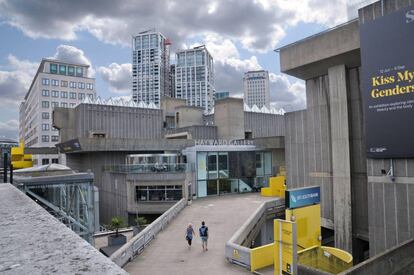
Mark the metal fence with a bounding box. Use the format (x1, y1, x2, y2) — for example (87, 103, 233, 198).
(110, 198, 187, 267)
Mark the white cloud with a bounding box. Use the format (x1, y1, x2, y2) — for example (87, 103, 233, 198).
(97, 63, 132, 94)
(0, 119, 19, 139)
(0, 0, 347, 53)
(269, 73, 306, 111)
(0, 55, 38, 107)
(51, 45, 94, 77)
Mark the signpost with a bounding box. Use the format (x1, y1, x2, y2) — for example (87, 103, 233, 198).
(274, 219, 297, 275)
(285, 186, 320, 209)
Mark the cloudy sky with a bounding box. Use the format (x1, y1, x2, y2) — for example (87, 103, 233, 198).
(0, 0, 348, 139)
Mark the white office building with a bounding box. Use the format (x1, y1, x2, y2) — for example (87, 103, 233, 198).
(243, 70, 270, 109)
(132, 30, 171, 106)
(19, 59, 96, 166)
(175, 45, 215, 112)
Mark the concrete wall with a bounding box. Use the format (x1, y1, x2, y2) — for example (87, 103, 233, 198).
(244, 112, 285, 138)
(214, 98, 245, 139)
(165, 125, 218, 139)
(175, 106, 204, 128)
(54, 103, 163, 141)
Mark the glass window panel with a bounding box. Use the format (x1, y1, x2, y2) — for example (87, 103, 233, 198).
(264, 152, 272, 175)
(50, 64, 58, 74)
(68, 66, 75, 76)
(207, 180, 217, 196)
(59, 65, 66, 75)
(218, 152, 228, 178)
(207, 153, 217, 179)
(197, 152, 207, 180)
(197, 180, 207, 198)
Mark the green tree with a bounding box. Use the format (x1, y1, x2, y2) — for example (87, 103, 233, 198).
(109, 216, 124, 236)
(135, 216, 147, 227)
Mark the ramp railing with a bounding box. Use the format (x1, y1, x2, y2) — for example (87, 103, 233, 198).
(110, 198, 187, 267)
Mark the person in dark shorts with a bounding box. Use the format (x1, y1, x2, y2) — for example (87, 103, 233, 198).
(186, 223, 195, 248)
(199, 221, 208, 251)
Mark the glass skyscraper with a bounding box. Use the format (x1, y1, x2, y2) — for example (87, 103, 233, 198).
(175, 45, 215, 112)
(132, 30, 170, 106)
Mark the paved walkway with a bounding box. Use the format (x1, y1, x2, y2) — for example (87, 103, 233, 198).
(125, 193, 274, 275)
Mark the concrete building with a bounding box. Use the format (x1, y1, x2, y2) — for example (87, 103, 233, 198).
(53, 97, 285, 225)
(132, 30, 171, 106)
(243, 70, 270, 109)
(279, 0, 414, 262)
(169, 64, 175, 97)
(175, 45, 215, 112)
(19, 59, 95, 166)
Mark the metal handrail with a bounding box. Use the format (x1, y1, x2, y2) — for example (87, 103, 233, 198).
(110, 198, 187, 267)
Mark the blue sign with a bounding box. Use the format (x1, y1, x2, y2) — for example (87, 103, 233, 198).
(285, 186, 320, 209)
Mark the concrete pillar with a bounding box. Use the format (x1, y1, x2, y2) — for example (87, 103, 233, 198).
(328, 64, 352, 253)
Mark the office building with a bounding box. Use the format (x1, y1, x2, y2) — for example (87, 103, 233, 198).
(169, 64, 176, 97)
(19, 59, 95, 166)
(175, 45, 215, 112)
(214, 91, 230, 101)
(132, 30, 171, 106)
(243, 70, 270, 109)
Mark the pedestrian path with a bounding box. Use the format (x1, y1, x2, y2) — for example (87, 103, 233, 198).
(124, 193, 274, 275)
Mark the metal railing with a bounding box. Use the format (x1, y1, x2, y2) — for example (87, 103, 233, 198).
(104, 163, 189, 173)
(225, 198, 285, 270)
(110, 198, 187, 267)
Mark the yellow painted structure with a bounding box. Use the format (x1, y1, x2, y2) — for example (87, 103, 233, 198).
(321, 246, 353, 264)
(285, 204, 321, 250)
(274, 219, 297, 275)
(11, 141, 33, 169)
(250, 243, 274, 272)
(261, 176, 286, 197)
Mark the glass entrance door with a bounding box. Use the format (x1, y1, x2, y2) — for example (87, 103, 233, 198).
(207, 180, 218, 195)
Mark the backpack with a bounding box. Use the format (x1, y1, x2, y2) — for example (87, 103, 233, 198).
(199, 226, 208, 237)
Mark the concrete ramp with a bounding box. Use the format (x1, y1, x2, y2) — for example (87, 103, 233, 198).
(124, 194, 275, 275)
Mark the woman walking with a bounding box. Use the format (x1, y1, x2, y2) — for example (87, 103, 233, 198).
(186, 223, 196, 248)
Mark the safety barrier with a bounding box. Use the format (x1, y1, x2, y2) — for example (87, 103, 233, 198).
(110, 198, 187, 267)
(250, 243, 274, 271)
(225, 198, 284, 271)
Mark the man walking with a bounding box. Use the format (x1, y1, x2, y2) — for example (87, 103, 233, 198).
(199, 221, 208, 251)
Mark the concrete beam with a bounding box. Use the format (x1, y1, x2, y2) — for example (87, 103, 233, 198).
(328, 64, 353, 253)
(279, 20, 360, 80)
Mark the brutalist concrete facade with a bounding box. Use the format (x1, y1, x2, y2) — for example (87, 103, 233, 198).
(280, 0, 414, 261)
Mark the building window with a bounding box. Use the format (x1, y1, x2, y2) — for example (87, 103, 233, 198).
(42, 90, 50, 97)
(135, 185, 182, 202)
(51, 158, 59, 164)
(42, 112, 50, 119)
(59, 65, 66, 75)
(70, 92, 76, 99)
(52, 127, 58, 131)
(68, 66, 75, 76)
(78, 93, 85, 100)
(61, 91, 68, 98)
(42, 101, 49, 108)
(42, 78, 50, 85)
(42, 158, 50, 165)
(51, 136, 59, 142)
(87, 83, 94, 90)
(78, 82, 85, 89)
(50, 63, 58, 74)
(41, 135, 49, 142)
(76, 67, 83, 77)
(88, 94, 93, 100)
(69, 81, 76, 88)
(70, 103, 76, 107)
(52, 90, 59, 97)
(51, 79, 59, 86)
(52, 102, 59, 108)
(61, 80, 68, 87)
(42, 124, 49, 131)
(61, 102, 68, 108)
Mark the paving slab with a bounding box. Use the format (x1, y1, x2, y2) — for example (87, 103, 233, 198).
(125, 193, 274, 275)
